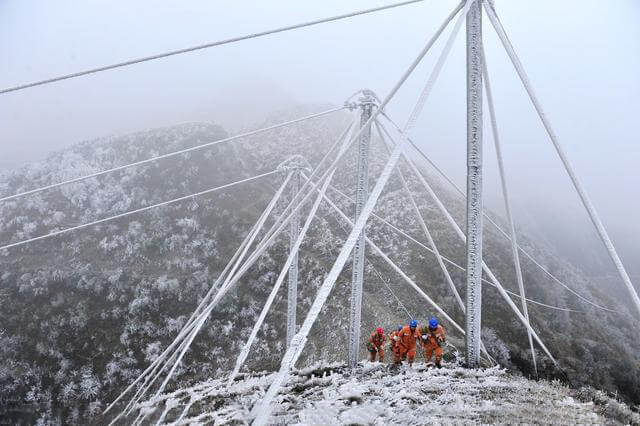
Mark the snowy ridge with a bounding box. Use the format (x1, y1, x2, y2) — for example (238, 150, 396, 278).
(125, 360, 637, 425)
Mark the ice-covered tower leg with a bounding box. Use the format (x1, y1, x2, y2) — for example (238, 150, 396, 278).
(465, 0, 483, 369)
(286, 170, 301, 347)
(348, 90, 375, 368)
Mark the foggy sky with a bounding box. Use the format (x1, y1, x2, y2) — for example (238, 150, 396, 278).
(1, 0, 639, 273)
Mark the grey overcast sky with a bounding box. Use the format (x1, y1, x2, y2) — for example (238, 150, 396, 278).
(1, 0, 639, 271)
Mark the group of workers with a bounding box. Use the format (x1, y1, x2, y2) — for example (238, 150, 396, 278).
(366, 318, 446, 368)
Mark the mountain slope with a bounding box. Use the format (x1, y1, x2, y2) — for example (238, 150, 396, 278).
(128, 362, 639, 425)
(0, 105, 639, 424)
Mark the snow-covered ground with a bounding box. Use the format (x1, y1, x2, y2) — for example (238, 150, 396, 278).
(126, 361, 637, 425)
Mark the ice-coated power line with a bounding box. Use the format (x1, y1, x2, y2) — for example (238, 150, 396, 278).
(0, 1, 426, 95)
(104, 171, 291, 418)
(118, 117, 360, 411)
(0, 170, 278, 252)
(252, 3, 469, 422)
(378, 115, 621, 314)
(322, 182, 583, 313)
(113, 173, 295, 420)
(483, 1, 640, 320)
(379, 123, 557, 365)
(302, 173, 495, 364)
(483, 46, 537, 375)
(0, 107, 343, 203)
(229, 161, 340, 384)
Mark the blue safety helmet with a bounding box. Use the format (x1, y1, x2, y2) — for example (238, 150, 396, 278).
(409, 319, 418, 328)
(429, 317, 439, 330)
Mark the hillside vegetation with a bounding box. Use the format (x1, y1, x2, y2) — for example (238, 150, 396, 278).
(0, 106, 638, 423)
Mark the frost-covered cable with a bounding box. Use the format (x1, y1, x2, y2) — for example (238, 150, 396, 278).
(126, 117, 359, 406)
(117, 173, 293, 417)
(0, 170, 278, 252)
(228, 166, 338, 384)
(309, 176, 496, 365)
(252, 143, 405, 425)
(375, 120, 464, 312)
(381, 125, 558, 365)
(103, 172, 289, 418)
(0, 1, 426, 95)
(318, 188, 464, 334)
(483, 47, 537, 375)
(321, 183, 413, 318)
(0, 107, 343, 203)
(483, 1, 640, 320)
(146, 128, 355, 400)
(324, 183, 583, 313)
(368, 258, 413, 318)
(252, 3, 469, 420)
(378, 116, 621, 314)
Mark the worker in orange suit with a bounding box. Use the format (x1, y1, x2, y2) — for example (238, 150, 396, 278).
(393, 319, 419, 366)
(367, 327, 386, 362)
(388, 325, 402, 355)
(419, 317, 446, 368)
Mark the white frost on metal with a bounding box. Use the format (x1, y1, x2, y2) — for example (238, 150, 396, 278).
(348, 92, 374, 368)
(483, 48, 537, 374)
(287, 171, 301, 347)
(229, 161, 341, 385)
(379, 115, 622, 314)
(465, 0, 483, 368)
(484, 1, 640, 320)
(398, 147, 557, 365)
(106, 173, 292, 421)
(375, 121, 464, 312)
(252, 142, 406, 426)
(251, 4, 469, 423)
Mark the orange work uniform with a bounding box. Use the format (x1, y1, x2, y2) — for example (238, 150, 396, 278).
(394, 325, 419, 365)
(367, 332, 386, 362)
(419, 324, 446, 365)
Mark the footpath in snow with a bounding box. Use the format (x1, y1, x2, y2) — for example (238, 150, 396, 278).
(123, 360, 640, 425)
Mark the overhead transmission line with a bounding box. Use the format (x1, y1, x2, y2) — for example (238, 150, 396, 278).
(251, 2, 471, 423)
(0, 107, 343, 203)
(377, 116, 622, 314)
(0, 170, 278, 252)
(483, 0, 640, 319)
(311, 175, 583, 314)
(0, 0, 426, 95)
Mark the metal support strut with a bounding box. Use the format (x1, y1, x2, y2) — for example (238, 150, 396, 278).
(348, 90, 375, 368)
(465, 0, 483, 368)
(287, 170, 301, 347)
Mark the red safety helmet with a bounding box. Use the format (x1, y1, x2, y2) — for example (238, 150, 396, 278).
(376, 327, 384, 335)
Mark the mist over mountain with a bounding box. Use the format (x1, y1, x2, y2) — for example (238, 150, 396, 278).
(0, 105, 638, 424)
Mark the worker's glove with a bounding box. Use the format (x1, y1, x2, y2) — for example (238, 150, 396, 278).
(393, 336, 399, 341)
(421, 334, 428, 340)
